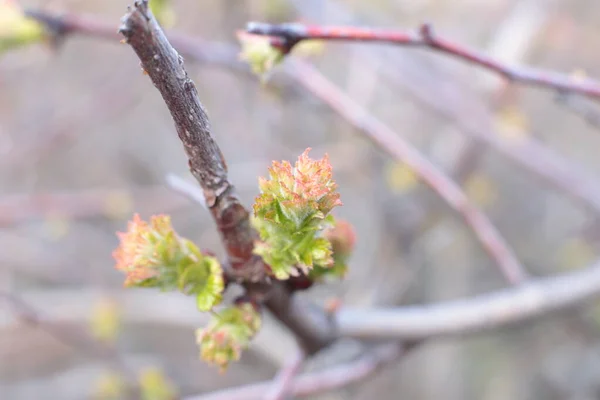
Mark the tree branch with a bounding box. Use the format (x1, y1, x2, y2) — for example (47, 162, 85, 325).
(25, 9, 244, 71)
(246, 22, 600, 101)
(118, 1, 257, 276)
(25, 8, 600, 223)
(117, 1, 335, 355)
(336, 259, 600, 340)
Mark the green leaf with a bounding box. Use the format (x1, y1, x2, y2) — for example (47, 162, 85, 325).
(178, 257, 224, 312)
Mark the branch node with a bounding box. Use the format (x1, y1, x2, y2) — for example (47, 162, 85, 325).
(419, 23, 434, 42)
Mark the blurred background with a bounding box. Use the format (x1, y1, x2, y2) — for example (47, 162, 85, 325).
(3, 0, 600, 399)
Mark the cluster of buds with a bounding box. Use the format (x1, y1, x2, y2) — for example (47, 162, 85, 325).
(113, 149, 355, 372)
(252, 148, 343, 279)
(196, 303, 262, 372)
(113, 214, 224, 311)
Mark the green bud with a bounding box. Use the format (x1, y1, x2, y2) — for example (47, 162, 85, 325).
(196, 303, 261, 372)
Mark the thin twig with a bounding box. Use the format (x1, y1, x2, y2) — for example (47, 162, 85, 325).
(265, 348, 306, 400)
(187, 343, 408, 400)
(335, 258, 600, 340)
(246, 22, 600, 101)
(557, 93, 600, 129)
(24, 9, 244, 70)
(288, 59, 528, 285)
(165, 173, 207, 209)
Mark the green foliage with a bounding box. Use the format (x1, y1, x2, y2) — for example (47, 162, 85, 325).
(252, 148, 342, 279)
(310, 219, 356, 281)
(0, 0, 45, 54)
(112, 150, 355, 373)
(148, 0, 176, 28)
(196, 303, 261, 372)
(113, 214, 224, 311)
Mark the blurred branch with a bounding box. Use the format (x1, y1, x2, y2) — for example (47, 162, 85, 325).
(287, 60, 528, 285)
(336, 259, 600, 340)
(265, 348, 305, 400)
(246, 22, 600, 101)
(557, 93, 600, 129)
(0, 187, 188, 226)
(24, 8, 249, 74)
(0, 289, 294, 366)
(0, 291, 139, 397)
(188, 343, 408, 400)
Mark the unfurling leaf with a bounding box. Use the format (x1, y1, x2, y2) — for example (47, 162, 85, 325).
(113, 214, 224, 311)
(0, 0, 45, 54)
(310, 219, 356, 281)
(252, 148, 342, 279)
(196, 303, 261, 372)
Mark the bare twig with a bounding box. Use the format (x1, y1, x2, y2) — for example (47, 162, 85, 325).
(165, 173, 207, 209)
(288, 60, 528, 285)
(246, 22, 600, 101)
(24, 9, 244, 71)
(336, 258, 600, 340)
(187, 343, 408, 400)
(265, 348, 306, 400)
(557, 93, 600, 129)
